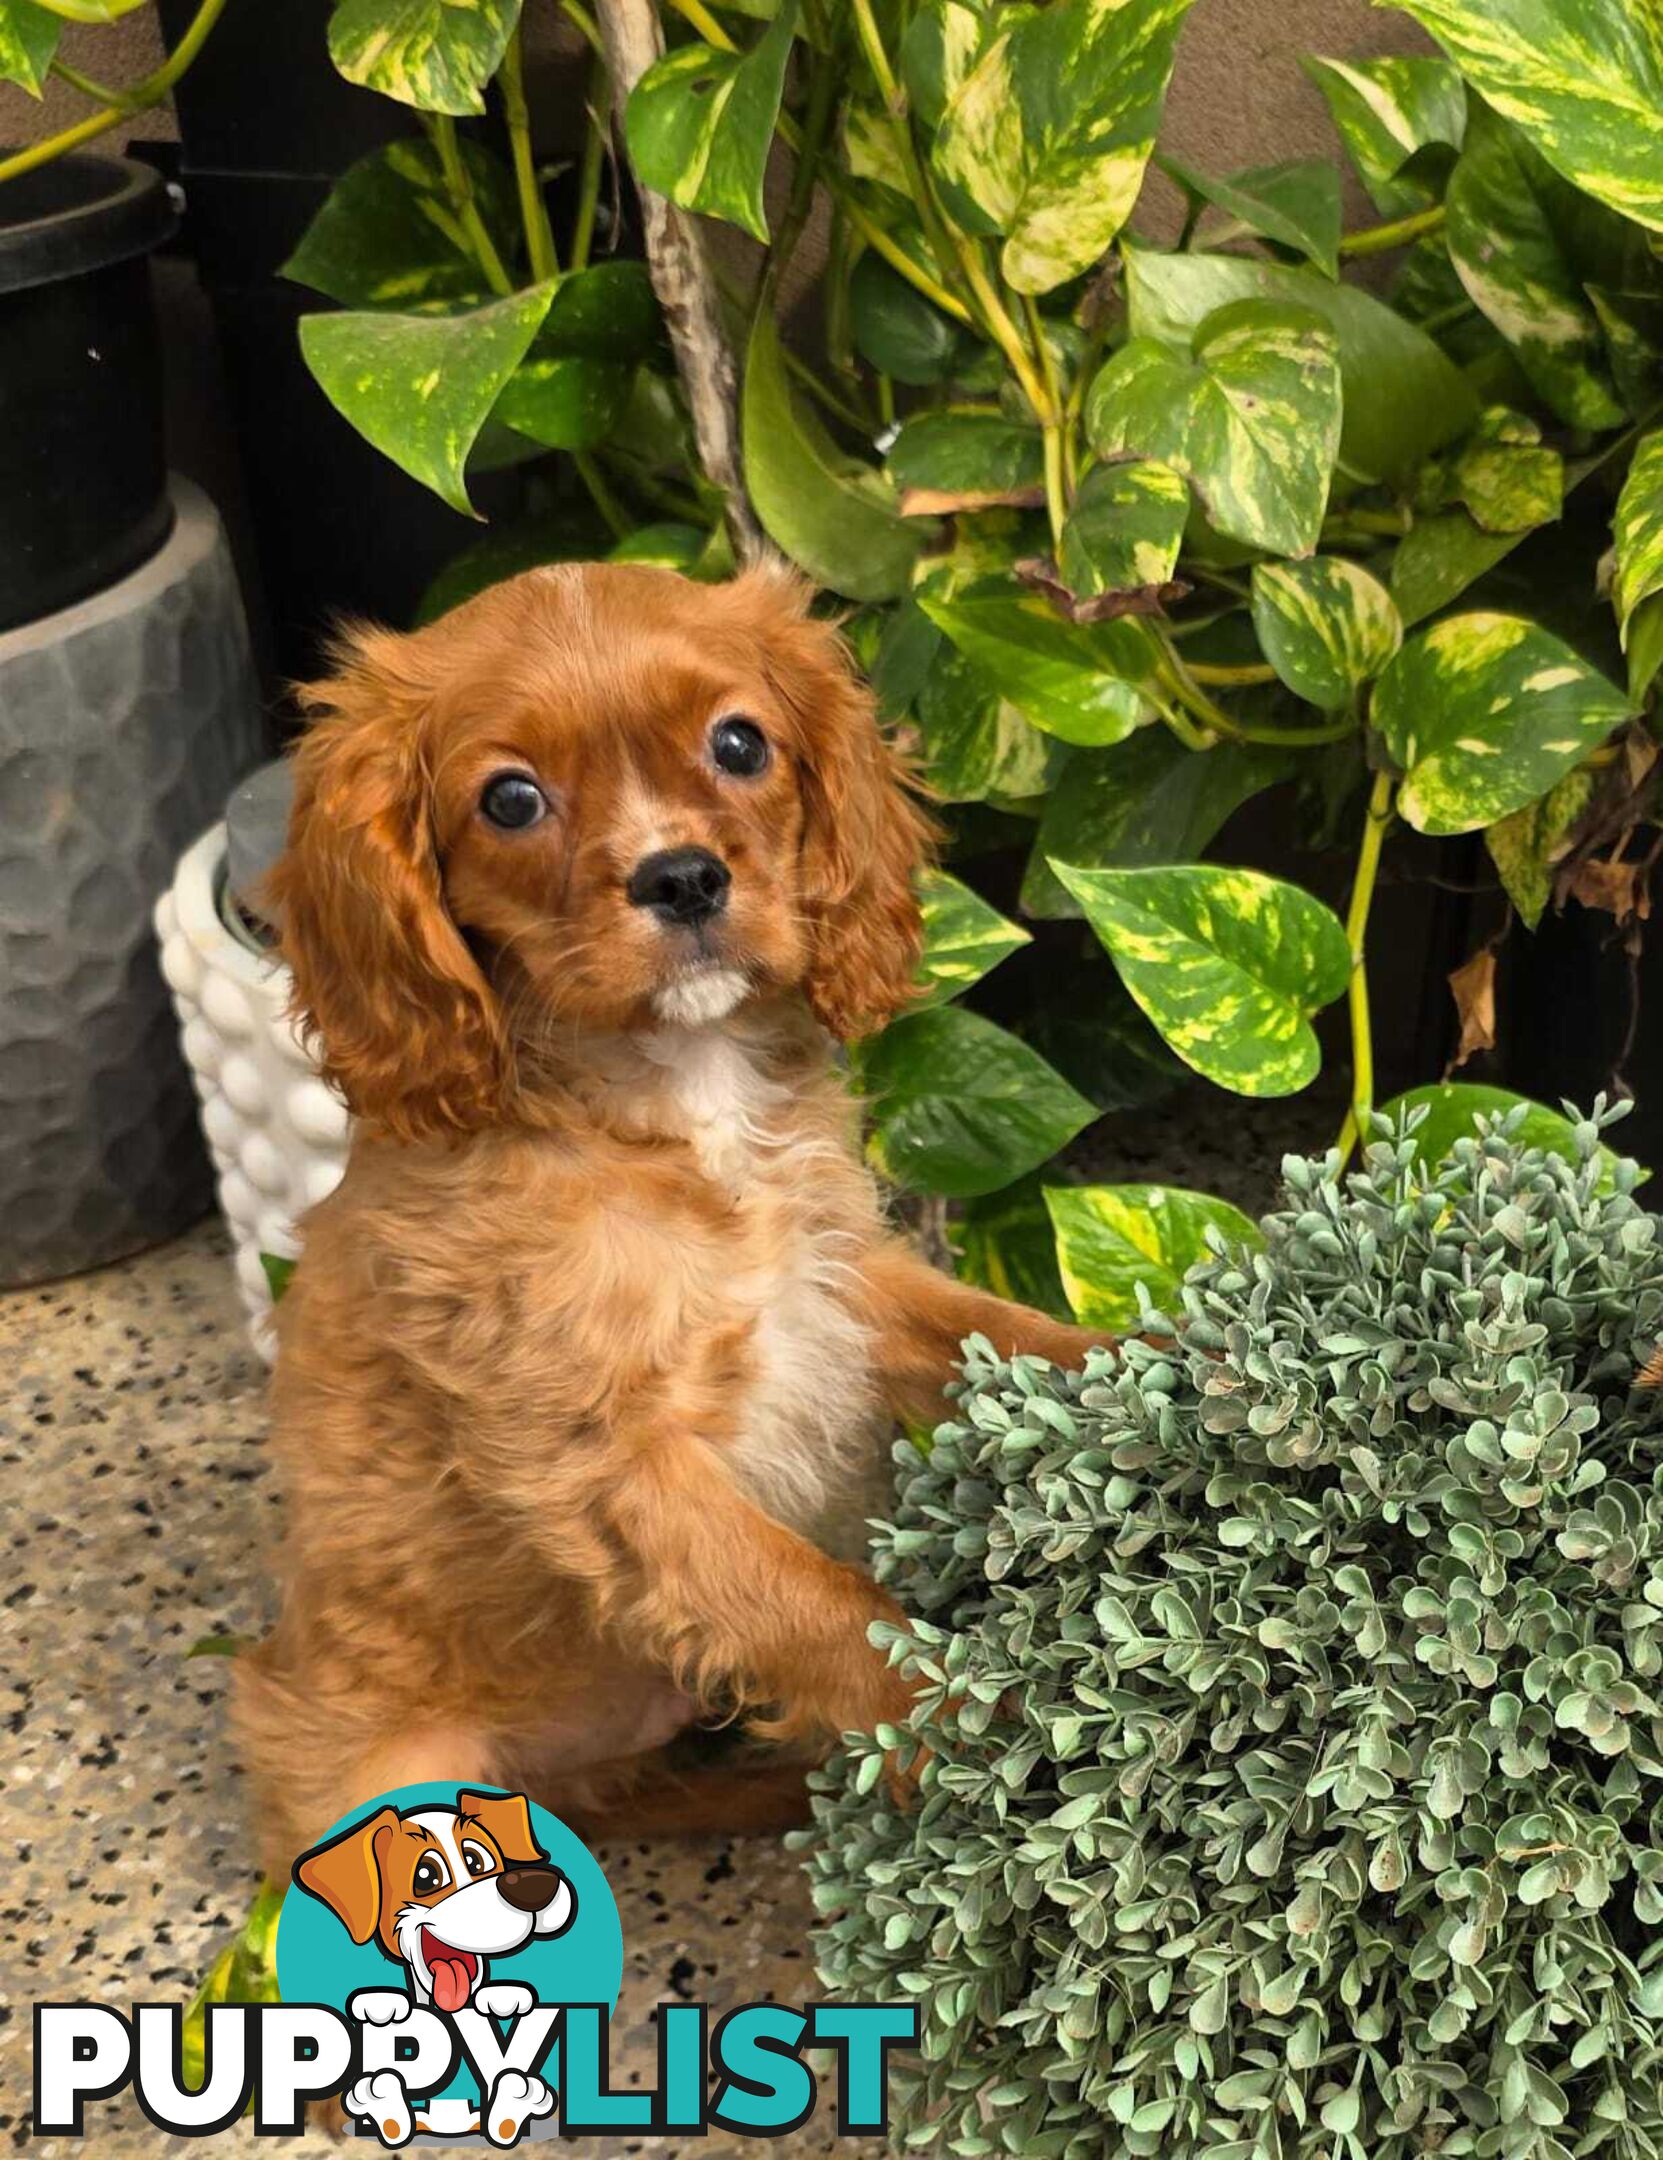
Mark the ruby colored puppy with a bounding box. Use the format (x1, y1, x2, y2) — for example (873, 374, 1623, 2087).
(235, 564, 1103, 1873)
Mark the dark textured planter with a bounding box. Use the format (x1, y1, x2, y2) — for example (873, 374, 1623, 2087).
(0, 478, 261, 1286)
(0, 155, 177, 632)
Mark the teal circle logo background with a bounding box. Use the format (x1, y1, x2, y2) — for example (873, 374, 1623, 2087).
(275, 1781, 623, 2041)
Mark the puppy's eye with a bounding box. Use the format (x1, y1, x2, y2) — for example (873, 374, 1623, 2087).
(413, 1853, 451, 1896)
(710, 716, 769, 778)
(461, 1841, 494, 1879)
(480, 771, 548, 830)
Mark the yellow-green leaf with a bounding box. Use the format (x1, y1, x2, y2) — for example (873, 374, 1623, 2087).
(1122, 243, 1476, 484)
(888, 408, 1045, 513)
(299, 283, 554, 516)
(741, 300, 921, 601)
(282, 138, 517, 309)
(624, 2, 796, 243)
(1045, 1182, 1261, 1327)
(1250, 557, 1401, 710)
(1021, 731, 1290, 917)
(1445, 106, 1625, 430)
(1484, 765, 1597, 928)
(1614, 429, 1663, 648)
(1375, 612, 1633, 835)
(327, 0, 522, 115)
(0, 0, 61, 94)
(1058, 457, 1189, 600)
(492, 353, 631, 451)
(1301, 53, 1466, 215)
(917, 587, 1161, 747)
(915, 640, 1064, 804)
(861, 1006, 1095, 1198)
(933, 0, 1198, 294)
(915, 868, 1030, 1009)
(952, 1175, 1069, 1315)
(1086, 299, 1342, 557)
(1392, 0, 1663, 234)
(1052, 862, 1350, 1097)
(1391, 511, 1523, 625)
(1451, 407, 1564, 535)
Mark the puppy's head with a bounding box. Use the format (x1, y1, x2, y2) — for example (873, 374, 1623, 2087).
(293, 1790, 574, 2012)
(271, 564, 931, 1141)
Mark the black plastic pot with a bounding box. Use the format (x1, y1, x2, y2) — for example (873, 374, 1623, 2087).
(0, 155, 177, 631)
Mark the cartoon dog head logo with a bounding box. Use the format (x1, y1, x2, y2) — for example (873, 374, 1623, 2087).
(293, 1790, 576, 2014)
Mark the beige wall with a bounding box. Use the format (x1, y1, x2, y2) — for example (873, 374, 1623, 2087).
(8, 0, 1430, 177)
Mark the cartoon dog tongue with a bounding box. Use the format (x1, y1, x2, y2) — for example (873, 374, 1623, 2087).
(427, 1946, 474, 2013)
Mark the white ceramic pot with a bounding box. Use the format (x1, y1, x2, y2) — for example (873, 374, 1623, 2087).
(154, 823, 351, 1354)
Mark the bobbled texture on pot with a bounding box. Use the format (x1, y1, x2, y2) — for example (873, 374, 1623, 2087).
(805, 1113, 1663, 2158)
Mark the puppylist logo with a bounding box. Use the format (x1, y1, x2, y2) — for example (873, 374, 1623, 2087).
(33, 1783, 917, 2146)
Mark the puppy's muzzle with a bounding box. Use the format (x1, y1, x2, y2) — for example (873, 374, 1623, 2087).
(497, 1865, 568, 1915)
(627, 846, 730, 928)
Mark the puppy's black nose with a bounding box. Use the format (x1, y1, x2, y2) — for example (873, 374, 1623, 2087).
(497, 1865, 565, 1914)
(626, 846, 730, 926)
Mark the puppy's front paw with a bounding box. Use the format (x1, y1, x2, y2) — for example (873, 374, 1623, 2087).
(348, 1988, 413, 2027)
(474, 1981, 535, 2020)
(344, 2069, 413, 2148)
(485, 2068, 555, 2147)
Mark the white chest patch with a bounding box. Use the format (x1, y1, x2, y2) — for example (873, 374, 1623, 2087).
(635, 1026, 886, 1548)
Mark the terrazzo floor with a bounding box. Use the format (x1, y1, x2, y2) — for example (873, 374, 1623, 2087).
(0, 1224, 874, 2158)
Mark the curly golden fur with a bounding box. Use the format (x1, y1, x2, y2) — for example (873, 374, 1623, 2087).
(236, 564, 1104, 1872)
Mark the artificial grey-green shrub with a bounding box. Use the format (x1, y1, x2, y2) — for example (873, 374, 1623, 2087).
(806, 1110, 1663, 2159)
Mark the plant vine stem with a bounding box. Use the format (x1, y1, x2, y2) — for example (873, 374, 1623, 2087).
(956, 242, 1054, 420)
(1156, 635, 1356, 745)
(49, 58, 136, 107)
(569, 51, 610, 272)
(428, 116, 513, 296)
(1187, 660, 1279, 687)
(1336, 769, 1396, 1164)
(847, 0, 966, 312)
(0, 0, 229, 185)
(500, 28, 560, 282)
(662, 0, 734, 47)
(1339, 202, 1446, 258)
(1022, 290, 1070, 540)
(574, 451, 632, 538)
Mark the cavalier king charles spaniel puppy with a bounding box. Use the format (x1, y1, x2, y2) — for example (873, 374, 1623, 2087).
(236, 563, 1104, 1873)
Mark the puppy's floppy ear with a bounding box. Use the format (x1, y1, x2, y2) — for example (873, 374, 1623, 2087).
(737, 570, 934, 1041)
(457, 1789, 547, 1866)
(267, 622, 508, 1143)
(293, 1804, 400, 1946)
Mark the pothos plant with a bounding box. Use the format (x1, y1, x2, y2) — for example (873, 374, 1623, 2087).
(286, 0, 1663, 1329)
(0, 0, 226, 183)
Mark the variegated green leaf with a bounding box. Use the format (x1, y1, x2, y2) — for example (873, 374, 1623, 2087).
(951, 1175, 1069, 1315)
(1250, 557, 1401, 710)
(1392, 0, 1663, 234)
(1086, 299, 1342, 557)
(1445, 106, 1625, 430)
(283, 139, 518, 310)
(933, 0, 1198, 293)
(1052, 862, 1350, 1096)
(887, 408, 1045, 513)
(1375, 613, 1633, 836)
(861, 1006, 1095, 1198)
(915, 868, 1030, 1009)
(915, 642, 1064, 804)
(1122, 245, 1473, 484)
(1022, 732, 1290, 918)
(1058, 458, 1189, 601)
(0, 0, 60, 93)
(843, 100, 908, 195)
(918, 588, 1161, 747)
(1301, 53, 1467, 214)
(624, 2, 796, 242)
(327, 0, 521, 115)
(299, 283, 554, 516)
(1614, 429, 1663, 647)
(1045, 1182, 1261, 1328)
(742, 302, 921, 602)
(493, 354, 630, 451)
(1162, 155, 1341, 278)
(1451, 407, 1564, 535)
(901, 0, 989, 129)
(1391, 511, 1523, 624)
(1484, 765, 1597, 928)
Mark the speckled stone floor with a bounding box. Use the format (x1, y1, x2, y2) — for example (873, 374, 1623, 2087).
(0, 1223, 876, 2158)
